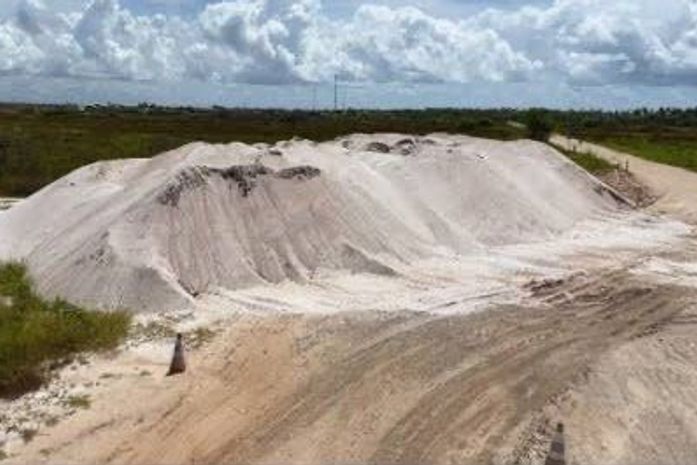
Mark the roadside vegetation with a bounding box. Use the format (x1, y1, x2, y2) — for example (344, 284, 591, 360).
(540, 108, 697, 173)
(550, 143, 616, 175)
(0, 262, 131, 398)
(550, 141, 656, 208)
(591, 136, 697, 172)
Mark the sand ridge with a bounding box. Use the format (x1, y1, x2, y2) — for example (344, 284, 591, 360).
(0, 133, 626, 312)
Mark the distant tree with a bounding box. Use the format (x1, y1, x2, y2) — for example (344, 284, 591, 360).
(0, 135, 8, 167)
(524, 109, 554, 142)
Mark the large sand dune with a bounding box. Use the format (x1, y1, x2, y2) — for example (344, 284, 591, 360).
(0, 134, 624, 312)
(5, 134, 697, 465)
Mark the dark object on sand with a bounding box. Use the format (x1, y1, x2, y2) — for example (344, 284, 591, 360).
(167, 333, 186, 376)
(364, 142, 391, 153)
(545, 423, 566, 465)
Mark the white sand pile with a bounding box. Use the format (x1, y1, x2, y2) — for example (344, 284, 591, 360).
(0, 134, 626, 312)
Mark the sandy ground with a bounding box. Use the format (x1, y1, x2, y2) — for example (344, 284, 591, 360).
(4, 137, 697, 464)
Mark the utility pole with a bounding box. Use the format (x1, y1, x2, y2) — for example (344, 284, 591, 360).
(334, 74, 338, 111)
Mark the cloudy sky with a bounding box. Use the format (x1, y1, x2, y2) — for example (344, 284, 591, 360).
(1, 0, 697, 108)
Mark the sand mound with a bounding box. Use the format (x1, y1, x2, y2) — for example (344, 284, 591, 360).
(0, 134, 626, 312)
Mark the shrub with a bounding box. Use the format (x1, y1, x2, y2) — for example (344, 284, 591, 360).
(64, 394, 91, 410)
(20, 429, 37, 443)
(0, 263, 131, 398)
(525, 109, 554, 142)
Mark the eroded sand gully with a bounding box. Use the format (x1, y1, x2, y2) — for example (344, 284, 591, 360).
(4, 135, 697, 465)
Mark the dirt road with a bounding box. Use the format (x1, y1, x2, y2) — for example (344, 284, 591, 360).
(9, 140, 697, 465)
(551, 135, 697, 223)
(12, 245, 697, 465)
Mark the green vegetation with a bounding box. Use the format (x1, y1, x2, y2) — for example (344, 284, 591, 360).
(0, 262, 131, 398)
(0, 104, 525, 196)
(550, 143, 616, 175)
(532, 108, 697, 172)
(64, 394, 91, 410)
(190, 327, 216, 349)
(524, 108, 553, 142)
(593, 136, 697, 172)
(131, 320, 177, 341)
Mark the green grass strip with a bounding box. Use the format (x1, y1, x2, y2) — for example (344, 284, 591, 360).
(0, 262, 130, 398)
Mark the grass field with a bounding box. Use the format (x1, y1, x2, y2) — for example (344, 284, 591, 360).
(596, 136, 697, 172)
(0, 105, 524, 196)
(563, 118, 697, 173)
(0, 263, 130, 398)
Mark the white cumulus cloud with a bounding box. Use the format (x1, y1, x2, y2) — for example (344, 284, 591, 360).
(1, 0, 697, 87)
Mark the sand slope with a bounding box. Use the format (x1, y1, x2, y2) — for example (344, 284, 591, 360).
(0, 134, 624, 312)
